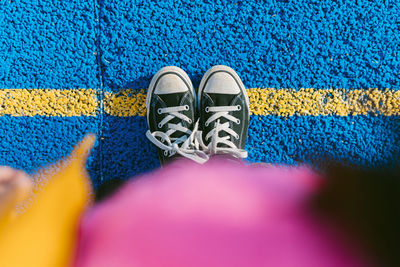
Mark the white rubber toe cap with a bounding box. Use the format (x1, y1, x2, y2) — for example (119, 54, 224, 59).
(203, 72, 240, 94)
(154, 74, 189, 95)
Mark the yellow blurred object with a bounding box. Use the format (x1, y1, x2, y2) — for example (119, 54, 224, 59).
(0, 134, 95, 267)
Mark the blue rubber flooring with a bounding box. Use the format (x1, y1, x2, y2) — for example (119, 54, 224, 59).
(0, 0, 399, 187)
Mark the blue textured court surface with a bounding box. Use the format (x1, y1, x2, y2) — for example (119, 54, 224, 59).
(1, 0, 399, 187)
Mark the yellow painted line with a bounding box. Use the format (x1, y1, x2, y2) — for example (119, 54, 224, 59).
(0, 88, 399, 117)
(249, 88, 400, 116)
(104, 88, 400, 117)
(104, 89, 147, 117)
(0, 89, 99, 116)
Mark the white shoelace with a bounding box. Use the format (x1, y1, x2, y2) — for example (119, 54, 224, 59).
(197, 105, 248, 159)
(146, 105, 209, 164)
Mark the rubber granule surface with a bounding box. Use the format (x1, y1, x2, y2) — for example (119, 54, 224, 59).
(0, 0, 399, 186)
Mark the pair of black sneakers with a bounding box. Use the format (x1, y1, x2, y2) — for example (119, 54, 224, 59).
(146, 65, 250, 165)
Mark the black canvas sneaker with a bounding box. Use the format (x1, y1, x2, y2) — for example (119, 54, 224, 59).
(198, 65, 249, 159)
(146, 66, 208, 165)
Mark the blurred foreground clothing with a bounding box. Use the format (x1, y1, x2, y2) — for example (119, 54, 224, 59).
(0, 135, 95, 267)
(75, 159, 370, 267)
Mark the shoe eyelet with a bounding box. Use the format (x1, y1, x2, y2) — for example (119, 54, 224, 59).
(157, 108, 162, 114)
(235, 134, 239, 140)
(236, 119, 240, 124)
(184, 105, 189, 111)
(163, 150, 168, 156)
(188, 119, 192, 124)
(158, 123, 162, 128)
(205, 122, 209, 127)
(205, 106, 209, 113)
(236, 105, 241, 111)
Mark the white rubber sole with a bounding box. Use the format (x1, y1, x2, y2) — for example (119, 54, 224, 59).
(146, 66, 196, 126)
(197, 65, 250, 119)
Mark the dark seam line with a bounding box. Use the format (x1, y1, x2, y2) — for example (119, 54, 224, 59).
(93, 0, 105, 184)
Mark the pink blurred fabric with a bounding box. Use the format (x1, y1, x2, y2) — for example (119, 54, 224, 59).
(74, 159, 370, 267)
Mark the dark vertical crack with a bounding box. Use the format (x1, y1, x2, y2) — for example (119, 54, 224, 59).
(93, 0, 104, 184)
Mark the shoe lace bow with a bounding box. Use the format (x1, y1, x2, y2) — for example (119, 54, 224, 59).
(146, 105, 209, 164)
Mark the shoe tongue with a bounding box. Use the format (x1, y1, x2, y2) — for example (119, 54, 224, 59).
(158, 92, 189, 141)
(207, 93, 237, 126)
(206, 93, 237, 148)
(207, 93, 236, 107)
(158, 92, 186, 107)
